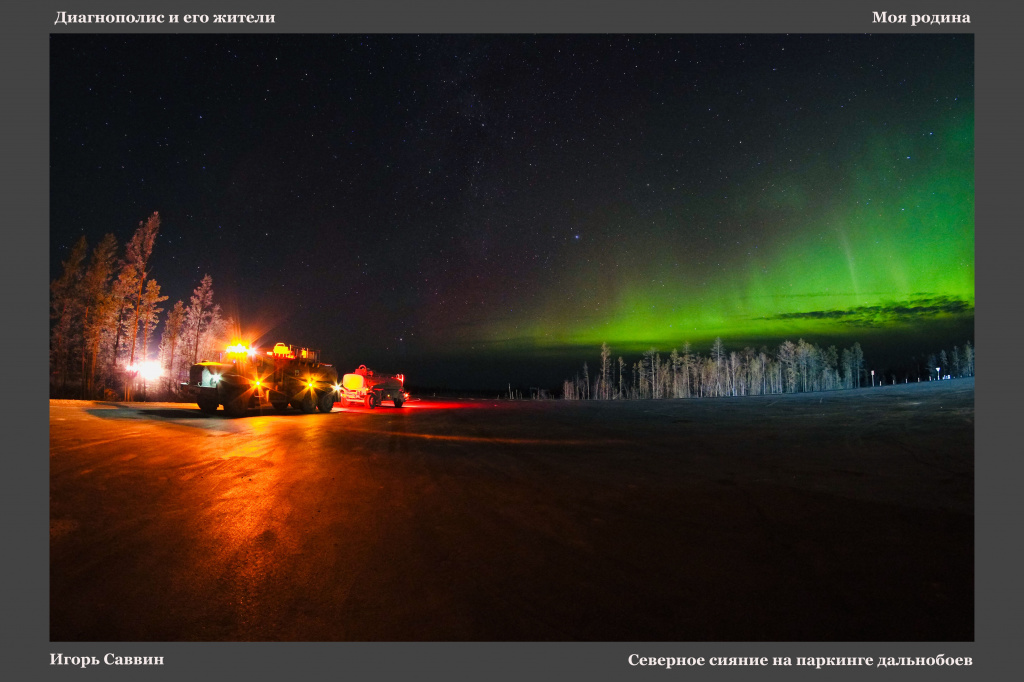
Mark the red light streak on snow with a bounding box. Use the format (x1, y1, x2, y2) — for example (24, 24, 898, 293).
(332, 425, 608, 446)
(330, 398, 494, 413)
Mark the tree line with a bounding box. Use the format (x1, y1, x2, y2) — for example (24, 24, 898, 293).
(50, 212, 228, 400)
(562, 338, 974, 400)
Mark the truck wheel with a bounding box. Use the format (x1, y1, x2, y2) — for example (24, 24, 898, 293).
(198, 398, 219, 414)
(317, 390, 335, 413)
(365, 393, 376, 409)
(393, 397, 404, 408)
(224, 393, 248, 418)
(296, 391, 317, 414)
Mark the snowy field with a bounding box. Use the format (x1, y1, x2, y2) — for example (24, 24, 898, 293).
(50, 378, 973, 641)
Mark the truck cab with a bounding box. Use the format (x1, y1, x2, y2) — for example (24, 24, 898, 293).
(184, 342, 339, 417)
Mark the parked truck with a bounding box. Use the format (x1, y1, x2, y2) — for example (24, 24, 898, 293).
(340, 365, 408, 408)
(183, 342, 339, 417)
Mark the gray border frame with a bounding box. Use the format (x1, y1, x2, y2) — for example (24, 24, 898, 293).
(11, 1, 1016, 679)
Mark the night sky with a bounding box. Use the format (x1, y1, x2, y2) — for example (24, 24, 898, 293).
(50, 34, 974, 390)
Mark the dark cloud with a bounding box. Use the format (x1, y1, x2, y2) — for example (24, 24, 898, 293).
(771, 296, 973, 328)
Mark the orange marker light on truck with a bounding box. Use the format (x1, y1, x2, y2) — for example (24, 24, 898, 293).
(272, 342, 296, 359)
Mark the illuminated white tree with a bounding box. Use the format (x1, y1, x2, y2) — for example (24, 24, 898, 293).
(599, 343, 611, 400)
(160, 300, 186, 390)
(185, 275, 216, 364)
(962, 341, 974, 376)
(50, 236, 87, 395)
(80, 233, 119, 398)
(124, 212, 160, 373)
(711, 337, 725, 396)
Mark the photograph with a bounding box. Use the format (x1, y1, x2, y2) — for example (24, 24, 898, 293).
(48, 31, 974, 643)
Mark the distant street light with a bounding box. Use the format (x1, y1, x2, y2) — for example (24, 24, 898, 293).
(871, 370, 875, 387)
(936, 366, 941, 381)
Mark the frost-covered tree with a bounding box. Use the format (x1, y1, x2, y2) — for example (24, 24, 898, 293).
(185, 274, 216, 364)
(641, 349, 657, 399)
(124, 213, 160, 374)
(794, 339, 810, 392)
(159, 300, 186, 392)
(79, 233, 119, 398)
(592, 344, 605, 399)
(558, 338, 974, 401)
(757, 349, 768, 395)
(50, 236, 88, 395)
(137, 280, 168, 365)
(562, 378, 577, 400)
(841, 347, 854, 389)
(681, 342, 693, 398)
(617, 356, 625, 399)
(669, 348, 681, 398)
(702, 356, 716, 397)
(778, 340, 796, 393)
(710, 337, 725, 396)
(823, 345, 839, 391)
(851, 342, 864, 388)
(654, 352, 667, 399)
(110, 266, 138, 372)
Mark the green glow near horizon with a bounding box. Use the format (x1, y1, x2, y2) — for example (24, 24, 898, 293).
(484, 115, 974, 354)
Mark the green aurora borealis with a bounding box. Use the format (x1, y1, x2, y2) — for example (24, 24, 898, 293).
(476, 50, 974, 358)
